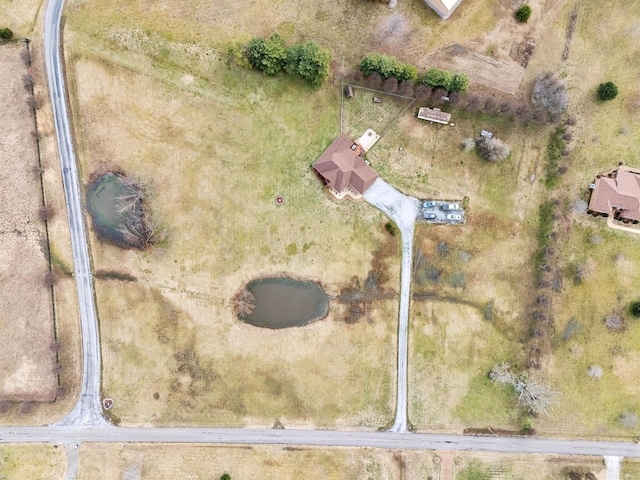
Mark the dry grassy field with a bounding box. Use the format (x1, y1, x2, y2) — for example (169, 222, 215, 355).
(0, 8, 82, 425)
(0, 0, 44, 37)
(77, 443, 441, 480)
(61, 0, 640, 440)
(0, 443, 67, 479)
(0, 41, 57, 403)
(64, 1, 406, 427)
(527, 0, 640, 439)
(74, 444, 618, 479)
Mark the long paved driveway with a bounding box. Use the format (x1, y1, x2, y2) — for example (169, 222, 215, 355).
(364, 179, 420, 433)
(44, 0, 106, 427)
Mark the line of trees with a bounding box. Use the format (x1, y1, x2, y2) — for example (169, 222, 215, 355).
(243, 33, 332, 87)
(360, 54, 469, 93)
(359, 53, 418, 81)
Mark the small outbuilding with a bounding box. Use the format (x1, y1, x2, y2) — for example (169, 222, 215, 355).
(480, 130, 494, 139)
(344, 85, 354, 98)
(417, 107, 451, 125)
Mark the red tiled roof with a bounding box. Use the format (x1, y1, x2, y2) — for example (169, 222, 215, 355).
(588, 169, 640, 221)
(312, 134, 379, 195)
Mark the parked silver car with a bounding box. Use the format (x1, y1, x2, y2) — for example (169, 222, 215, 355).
(441, 203, 460, 211)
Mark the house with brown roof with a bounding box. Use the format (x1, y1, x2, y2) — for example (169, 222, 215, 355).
(312, 134, 379, 200)
(588, 168, 640, 223)
(424, 0, 465, 19)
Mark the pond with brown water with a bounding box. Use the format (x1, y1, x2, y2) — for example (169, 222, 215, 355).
(237, 277, 330, 329)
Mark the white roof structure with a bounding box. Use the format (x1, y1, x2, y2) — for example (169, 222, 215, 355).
(417, 107, 451, 125)
(424, 0, 465, 19)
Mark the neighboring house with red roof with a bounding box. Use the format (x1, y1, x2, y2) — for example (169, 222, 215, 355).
(588, 168, 640, 223)
(312, 134, 379, 200)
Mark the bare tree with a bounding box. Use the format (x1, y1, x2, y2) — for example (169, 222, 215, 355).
(22, 73, 33, 91)
(26, 95, 38, 110)
(398, 80, 414, 96)
(484, 97, 496, 112)
(382, 76, 399, 93)
(465, 95, 480, 110)
(475, 136, 511, 161)
(414, 84, 432, 100)
(604, 312, 624, 332)
(38, 205, 55, 221)
(43, 271, 57, 287)
(532, 72, 569, 114)
(497, 101, 511, 114)
(515, 104, 530, 121)
(489, 363, 560, 416)
(587, 365, 603, 379)
(619, 412, 638, 430)
(461, 138, 475, 152)
(365, 72, 382, 89)
(20, 48, 31, 66)
(235, 288, 257, 317)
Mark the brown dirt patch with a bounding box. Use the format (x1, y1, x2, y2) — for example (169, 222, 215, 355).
(0, 42, 57, 402)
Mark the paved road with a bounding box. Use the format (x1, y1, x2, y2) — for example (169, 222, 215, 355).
(364, 179, 420, 433)
(1, 426, 638, 458)
(44, 0, 106, 427)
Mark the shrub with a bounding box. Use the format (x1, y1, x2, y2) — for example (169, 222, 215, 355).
(515, 5, 532, 23)
(532, 72, 568, 114)
(360, 53, 417, 81)
(475, 137, 510, 162)
(421, 68, 453, 90)
(597, 81, 618, 101)
(0, 27, 13, 40)
(450, 73, 470, 92)
(384, 221, 398, 236)
(419, 68, 469, 92)
(286, 41, 332, 86)
(629, 301, 640, 317)
(242, 36, 332, 86)
(245, 34, 287, 75)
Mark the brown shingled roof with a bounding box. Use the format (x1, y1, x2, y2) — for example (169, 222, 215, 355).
(588, 169, 640, 221)
(312, 134, 379, 195)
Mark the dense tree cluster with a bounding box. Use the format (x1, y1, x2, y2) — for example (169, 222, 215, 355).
(360, 53, 418, 81)
(419, 68, 469, 93)
(244, 34, 332, 86)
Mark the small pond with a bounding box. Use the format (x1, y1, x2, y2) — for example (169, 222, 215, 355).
(86, 173, 145, 249)
(237, 277, 330, 329)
